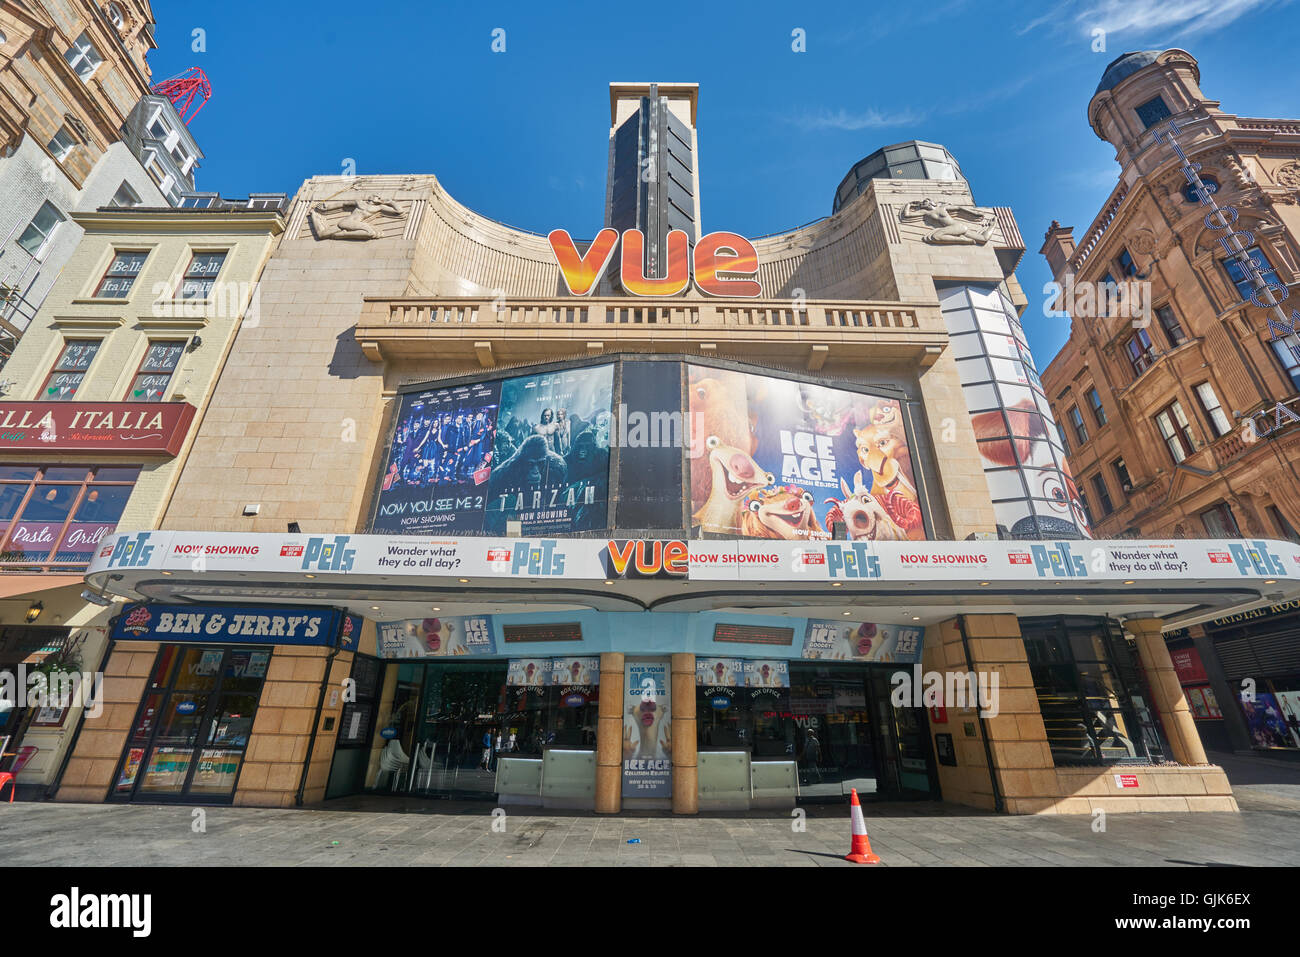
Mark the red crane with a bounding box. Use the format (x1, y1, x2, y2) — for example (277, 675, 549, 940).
(150, 67, 211, 126)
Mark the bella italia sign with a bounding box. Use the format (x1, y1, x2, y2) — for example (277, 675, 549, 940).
(0, 401, 196, 455)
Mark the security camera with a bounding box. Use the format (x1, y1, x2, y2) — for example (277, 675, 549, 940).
(81, 589, 113, 606)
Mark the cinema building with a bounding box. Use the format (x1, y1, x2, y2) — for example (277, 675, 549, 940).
(58, 82, 1293, 815)
(1041, 50, 1300, 757)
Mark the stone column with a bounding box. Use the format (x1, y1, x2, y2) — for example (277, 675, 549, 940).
(670, 653, 698, 815)
(1126, 618, 1208, 766)
(595, 652, 625, 814)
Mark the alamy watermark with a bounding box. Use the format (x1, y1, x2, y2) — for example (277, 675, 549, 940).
(889, 665, 1000, 718)
(0, 666, 103, 718)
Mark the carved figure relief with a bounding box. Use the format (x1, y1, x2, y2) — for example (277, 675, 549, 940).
(899, 198, 997, 245)
(1276, 160, 1300, 192)
(309, 194, 405, 240)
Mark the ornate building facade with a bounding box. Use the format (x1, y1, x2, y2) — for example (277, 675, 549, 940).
(1041, 49, 1300, 755)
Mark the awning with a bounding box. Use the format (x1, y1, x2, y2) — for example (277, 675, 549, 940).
(0, 574, 84, 600)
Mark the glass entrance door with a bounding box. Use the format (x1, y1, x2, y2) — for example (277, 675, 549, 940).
(112, 645, 269, 803)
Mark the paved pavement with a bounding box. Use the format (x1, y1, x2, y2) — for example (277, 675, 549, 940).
(3, 750, 1297, 866)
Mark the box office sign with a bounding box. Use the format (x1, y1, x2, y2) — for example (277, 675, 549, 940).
(623, 660, 671, 798)
(113, 604, 351, 647)
(0, 402, 196, 455)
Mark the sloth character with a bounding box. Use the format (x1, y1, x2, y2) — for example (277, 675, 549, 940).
(624, 699, 670, 760)
(798, 388, 855, 436)
(824, 471, 909, 541)
(745, 662, 782, 687)
(738, 484, 828, 540)
(688, 373, 754, 506)
(692, 435, 774, 532)
(853, 424, 922, 533)
(704, 660, 738, 686)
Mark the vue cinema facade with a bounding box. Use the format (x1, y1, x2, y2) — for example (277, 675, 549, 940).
(60, 82, 1285, 814)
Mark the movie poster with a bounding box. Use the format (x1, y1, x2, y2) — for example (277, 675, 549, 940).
(742, 659, 789, 688)
(372, 381, 501, 534)
(687, 365, 926, 541)
(622, 660, 671, 798)
(696, 658, 744, 686)
(378, 616, 495, 658)
(485, 365, 614, 535)
(507, 658, 552, 687)
(802, 619, 925, 664)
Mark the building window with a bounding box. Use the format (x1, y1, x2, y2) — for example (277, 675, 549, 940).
(1116, 248, 1138, 277)
(1055, 419, 1070, 454)
(179, 195, 216, 209)
(1155, 400, 1196, 463)
(1193, 382, 1232, 438)
(1022, 616, 1157, 765)
(1221, 247, 1278, 301)
(1099, 272, 1118, 315)
(94, 250, 148, 298)
(1086, 387, 1107, 427)
(1270, 337, 1300, 392)
(1200, 502, 1240, 538)
(0, 465, 139, 570)
(1266, 505, 1300, 543)
(1090, 474, 1114, 516)
(63, 32, 103, 80)
(105, 2, 126, 30)
(1068, 405, 1088, 445)
(126, 341, 184, 401)
(16, 202, 64, 257)
(1124, 328, 1157, 377)
(1077, 489, 1095, 527)
(1135, 95, 1173, 129)
(1155, 304, 1187, 347)
(46, 126, 77, 162)
(1113, 458, 1133, 492)
(178, 251, 227, 299)
(42, 340, 100, 400)
(109, 181, 142, 208)
(148, 115, 171, 142)
(1183, 176, 1219, 203)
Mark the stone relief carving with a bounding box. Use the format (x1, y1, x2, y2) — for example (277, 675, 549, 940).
(308, 194, 405, 240)
(898, 198, 997, 245)
(1129, 227, 1157, 256)
(1276, 160, 1300, 192)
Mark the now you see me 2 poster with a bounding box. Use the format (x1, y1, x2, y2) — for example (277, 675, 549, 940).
(373, 365, 614, 536)
(687, 365, 927, 542)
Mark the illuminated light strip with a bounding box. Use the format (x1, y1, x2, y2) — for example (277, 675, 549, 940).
(1152, 119, 1300, 365)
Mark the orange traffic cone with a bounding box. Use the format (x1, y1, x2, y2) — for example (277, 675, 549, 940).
(844, 788, 881, 864)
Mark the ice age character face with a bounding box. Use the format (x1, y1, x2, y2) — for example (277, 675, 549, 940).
(570, 660, 583, 682)
(740, 485, 823, 540)
(714, 661, 727, 681)
(707, 435, 772, 500)
(421, 618, 443, 653)
(827, 472, 908, 541)
(637, 698, 657, 727)
(857, 622, 877, 657)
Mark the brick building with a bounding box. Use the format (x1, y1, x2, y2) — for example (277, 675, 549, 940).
(1041, 49, 1300, 756)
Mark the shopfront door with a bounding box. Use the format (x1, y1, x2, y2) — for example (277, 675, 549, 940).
(111, 645, 268, 803)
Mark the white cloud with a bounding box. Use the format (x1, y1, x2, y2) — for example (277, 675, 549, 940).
(787, 107, 928, 131)
(1025, 0, 1286, 38)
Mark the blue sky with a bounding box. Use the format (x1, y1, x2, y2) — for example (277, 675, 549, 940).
(149, 0, 1298, 368)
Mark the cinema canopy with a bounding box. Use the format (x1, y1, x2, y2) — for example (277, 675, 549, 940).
(60, 83, 1264, 815)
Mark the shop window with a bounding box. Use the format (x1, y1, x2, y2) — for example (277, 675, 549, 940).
(41, 339, 100, 400)
(1154, 400, 1195, 463)
(1200, 502, 1240, 538)
(178, 251, 227, 299)
(16, 202, 64, 258)
(1124, 328, 1157, 377)
(1135, 95, 1173, 129)
(1090, 474, 1114, 516)
(1267, 505, 1300, 544)
(1193, 381, 1232, 438)
(0, 465, 138, 570)
(1113, 457, 1133, 493)
(1221, 247, 1278, 302)
(1067, 404, 1087, 445)
(63, 32, 103, 80)
(125, 341, 184, 401)
(111, 645, 269, 802)
(94, 250, 148, 298)
(1155, 304, 1187, 347)
(1086, 386, 1106, 427)
(1021, 616, 1161, 765)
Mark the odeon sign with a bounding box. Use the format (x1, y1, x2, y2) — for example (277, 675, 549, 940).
(548, 228, 761, 298)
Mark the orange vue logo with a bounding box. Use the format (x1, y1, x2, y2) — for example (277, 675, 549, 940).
(548, 228, 761, 298)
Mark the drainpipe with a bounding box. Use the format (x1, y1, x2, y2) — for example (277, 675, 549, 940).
(955, 614, 1005, 813)
(45, 612, 119, 801)
(295, 617, 345, 807)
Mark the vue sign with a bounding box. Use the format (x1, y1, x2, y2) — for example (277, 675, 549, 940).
(549, 228, 761, 298)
